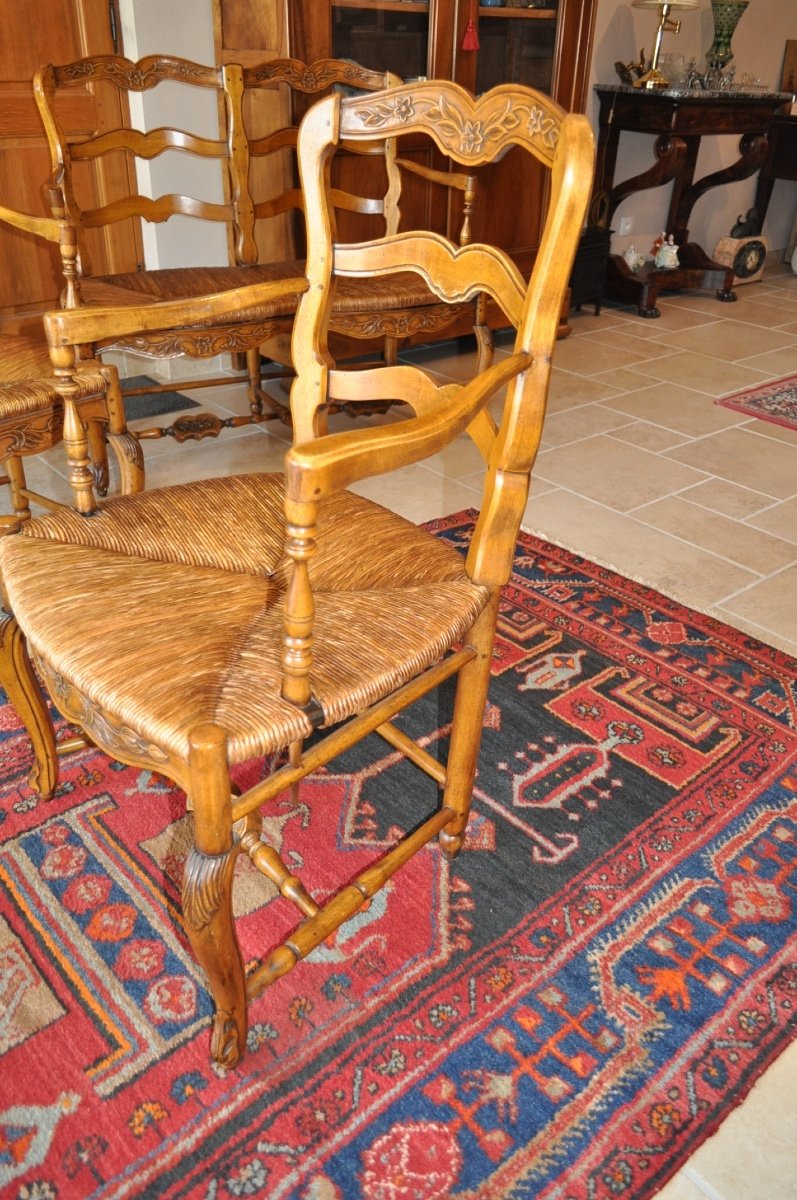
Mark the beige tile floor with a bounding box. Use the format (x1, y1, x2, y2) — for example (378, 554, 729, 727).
(21, 262, 797, 1198)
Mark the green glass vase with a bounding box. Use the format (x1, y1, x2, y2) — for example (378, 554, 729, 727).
(706, 0, 749, 71)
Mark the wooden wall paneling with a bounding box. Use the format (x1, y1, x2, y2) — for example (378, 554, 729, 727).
(0, 0, 139, 325)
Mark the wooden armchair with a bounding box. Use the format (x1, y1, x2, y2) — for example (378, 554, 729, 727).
(0, 204, 142, 515)
(33, 53, 480, 433)
(0, 201, 143, 797)
(0, 81, 593, 1065)
(33, 53, 310, 441)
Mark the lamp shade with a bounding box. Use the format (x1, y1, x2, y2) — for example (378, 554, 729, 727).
(632, 0, 698, 8)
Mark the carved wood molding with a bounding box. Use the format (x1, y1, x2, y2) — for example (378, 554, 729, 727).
(56, 54, 221, 92)
(99, 319, 289, 359)
(182, 844, 240, 932)
(330, 302, 472, 339)
(345, 86, 562, 164)
(0, 411, 61, 457)
(32, 650, 175, 773)
(244, 56, 387, 94)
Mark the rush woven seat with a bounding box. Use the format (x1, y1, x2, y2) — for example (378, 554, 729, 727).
(0, 201, 142, 799)
(3, 474, 487, 762)
(1, 79, 593, 1065)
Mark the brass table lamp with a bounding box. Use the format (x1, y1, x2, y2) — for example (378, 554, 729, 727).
(632, 0, 698, 90)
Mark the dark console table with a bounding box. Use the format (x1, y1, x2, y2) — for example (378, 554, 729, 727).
(754, 113, 797, 226)
(593, 85, 791, 316)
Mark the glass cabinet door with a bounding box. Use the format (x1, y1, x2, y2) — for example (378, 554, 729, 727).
(331, 1, 430, 81)
(475, 6, 558, 95)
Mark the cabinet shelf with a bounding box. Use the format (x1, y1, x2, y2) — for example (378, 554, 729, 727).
(331, 2, 556, 14)
(479, 7, 557, 18)
(332, 1, 429, 12)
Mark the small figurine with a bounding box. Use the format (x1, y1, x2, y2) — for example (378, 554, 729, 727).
(623, 243, 646, 272)
(731, 207, 760, 238)
(655, 235, 679, 269)
(614, 51, 647, 85)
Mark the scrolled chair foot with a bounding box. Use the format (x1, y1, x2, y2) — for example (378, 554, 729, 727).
(211, 1011, 245, 1068)
(0, 607, 59, 800)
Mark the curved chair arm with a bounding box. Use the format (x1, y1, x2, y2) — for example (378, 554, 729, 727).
(0, 204, 81, 309)
(285, 350, 532, 508)
(42, 276, 309, 358)
(0, 203, 73, 247)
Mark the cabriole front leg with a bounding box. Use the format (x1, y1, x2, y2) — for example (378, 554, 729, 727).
(182, 842, 246, 1067)
(0, 608, 58, 798)
(184, 723, 247, 1067)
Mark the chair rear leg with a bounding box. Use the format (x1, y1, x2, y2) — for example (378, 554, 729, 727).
(247, 346, 264, 421)
(0, 607, 59, 799)
(439, 592, 501, 860)
(474, 319, 494, 375)
(183, 722, 248, 1067)
(5, 457, 32, 523)
(101, 370, 145, 495)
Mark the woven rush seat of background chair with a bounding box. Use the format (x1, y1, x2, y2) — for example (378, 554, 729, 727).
(0, 473, 488, 763)
(78, 263, 306, 313)
(78, 262, 442, 325)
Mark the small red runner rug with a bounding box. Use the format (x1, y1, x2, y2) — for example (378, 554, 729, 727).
(1, 513, 795, 1199)
(715, 373, 797, 429)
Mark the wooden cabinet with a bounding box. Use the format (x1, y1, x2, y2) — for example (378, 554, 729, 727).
(288, 0, 597, 278)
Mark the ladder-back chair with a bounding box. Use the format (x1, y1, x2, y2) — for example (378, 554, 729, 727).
(0, 204, 142, 513)
(33, 53, 312, 440)
(0, 202, 142, 798)
(0, 80, 593, 1065)
(33, 54, 481, 434)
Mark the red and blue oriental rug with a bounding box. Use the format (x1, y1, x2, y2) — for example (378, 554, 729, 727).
(714, 372, 797, 430)
(1, 512, 795, 1199)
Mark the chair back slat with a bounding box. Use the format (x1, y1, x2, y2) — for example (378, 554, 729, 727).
(33, 55, 236, 277)
(335, 235, 527, 328)
(68, 127, 228, 162)
(79, 194, 233, 229)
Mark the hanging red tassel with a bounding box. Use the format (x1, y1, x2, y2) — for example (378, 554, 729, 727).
(461, 1, 480, 51)
(462, 19, 480, 50)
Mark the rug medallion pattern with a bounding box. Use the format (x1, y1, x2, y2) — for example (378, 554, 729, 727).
(1, 513, 795, 1199)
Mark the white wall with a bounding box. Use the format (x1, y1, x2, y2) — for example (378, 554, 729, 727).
(588, 0, 797, 260)
(117, 0, 227, 268)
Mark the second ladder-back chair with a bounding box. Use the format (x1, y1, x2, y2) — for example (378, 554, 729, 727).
(238, 57, 483, 416)
(32, 53, 310, 441)
(0, 204, 142, 516)
(0, 201, 142, 799)
(0, 80, 593, 1065)
(33, 54, 481, 434)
